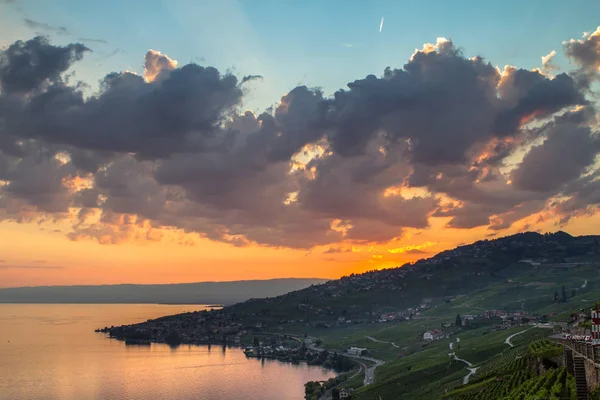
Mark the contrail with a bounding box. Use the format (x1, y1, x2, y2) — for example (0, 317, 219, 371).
(379, 17, 384, 33)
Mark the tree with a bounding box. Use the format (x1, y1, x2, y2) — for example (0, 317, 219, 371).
(332, 388, 340, 399)
(572, 289, 576, 298)
(562, 286, 567, 303)
(253, 336, 260, 347)
(455, 313, 462, 327)
(165, 330, 181, 346)
(554, 290, 559, 303)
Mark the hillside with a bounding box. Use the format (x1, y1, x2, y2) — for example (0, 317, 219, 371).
(0, 278, 328, 305)
(225, 231, 599, 326)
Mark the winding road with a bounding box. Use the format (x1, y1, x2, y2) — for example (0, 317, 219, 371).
(299, 336, 386, 388)
(365, 335, 400, 348)
(347, 354, 386, 385)
(504, 328, 532, 347)
(448, 351, 477, 384)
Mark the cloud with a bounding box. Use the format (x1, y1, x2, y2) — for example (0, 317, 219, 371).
(0, 36, 88, 93)
(241, 74, 263, 84)
(563, 26, 600, 74)
(23, 18, 69, 36)
(0, 31, 598, 250)
(492, 73, 587, 135)
(542, 50, 558, 75)
(510, 108, 600, 193)
(143, 49, 178, 82)
(78, 37, 108, 45)
(323, 246, 353, 254)
(406, 249, 426, 254)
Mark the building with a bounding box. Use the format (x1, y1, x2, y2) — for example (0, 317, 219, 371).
(339, 388, 354, 398)
(347, 347, 367, 356)
(423, 329, 446, 341)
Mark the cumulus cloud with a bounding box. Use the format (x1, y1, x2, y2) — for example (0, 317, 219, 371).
(143, 49, 178, 82)
(563, 27, 600, 74)
(0, 30, 598, 249)
(0, 36, 88, 93)
(542, 50, 558, 75)
(510, 108, 600, 193)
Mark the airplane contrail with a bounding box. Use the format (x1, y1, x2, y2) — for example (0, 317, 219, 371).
(379, 17, 384, 33)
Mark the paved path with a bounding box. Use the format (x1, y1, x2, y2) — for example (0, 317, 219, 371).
(448, 351, 477, 384)
(365, 336, 400, 348)
(505, 328, 532, 347)
(464, 367, 479, 384)
(449, 352, 473, 367)
(347, 354, 385, 386)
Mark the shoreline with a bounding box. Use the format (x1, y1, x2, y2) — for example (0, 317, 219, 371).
(96, 330, 353, 381)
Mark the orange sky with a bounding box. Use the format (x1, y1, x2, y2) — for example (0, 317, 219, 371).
(2, 211, 599, 288)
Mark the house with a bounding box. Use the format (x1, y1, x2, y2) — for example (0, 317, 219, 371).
(347, 347, 368, 356)
(340, 388, 354, 398)
(423, 329, 446, 341)
(379, 312, 398, 322)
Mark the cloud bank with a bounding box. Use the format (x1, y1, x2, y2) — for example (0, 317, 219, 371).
(0, 31, 599, 249)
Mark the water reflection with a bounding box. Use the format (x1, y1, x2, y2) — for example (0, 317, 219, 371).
(0, 304, 335, 400)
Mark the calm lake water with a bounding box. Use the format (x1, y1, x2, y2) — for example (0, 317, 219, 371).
(0, 304, 335, 400)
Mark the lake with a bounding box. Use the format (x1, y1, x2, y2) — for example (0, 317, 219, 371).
(0, 304, 335, 400)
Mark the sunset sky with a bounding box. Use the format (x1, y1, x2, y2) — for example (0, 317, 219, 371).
(1, 0, 600, 288)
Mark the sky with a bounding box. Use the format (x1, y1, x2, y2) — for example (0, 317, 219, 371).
(0, 0, 599, 287)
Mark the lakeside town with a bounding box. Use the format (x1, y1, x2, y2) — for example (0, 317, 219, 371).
(95, 303, 566, 356)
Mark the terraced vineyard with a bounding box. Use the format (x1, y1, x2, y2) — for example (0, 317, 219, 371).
(503, 367, 575, 400)
(443, 339, 575, 400)
(527, 339, 563, 359)
(443, 356, 532, 399)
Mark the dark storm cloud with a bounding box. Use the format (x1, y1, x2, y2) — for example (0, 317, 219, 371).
(510, 110, 600, 193)
(563, 27, 600, 73)
(322, 40, 501, 166)
(0, 36, 88, 93)
(493, 73, 587, 135)
(0, 33, 599, 248)
(268, 86, 328, 162)
(23, 18, 69, 36)
(3, 66, 243, 158)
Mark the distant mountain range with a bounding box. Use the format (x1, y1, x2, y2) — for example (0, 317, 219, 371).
(0, 278, 328, 305)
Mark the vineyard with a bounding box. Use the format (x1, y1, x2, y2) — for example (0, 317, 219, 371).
(443, 339, 576, 400)
(527, 339, 563, 359)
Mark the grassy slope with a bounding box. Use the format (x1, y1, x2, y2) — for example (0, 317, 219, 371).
(311, 264, 600, 399)
(352, 327, 551, 399)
